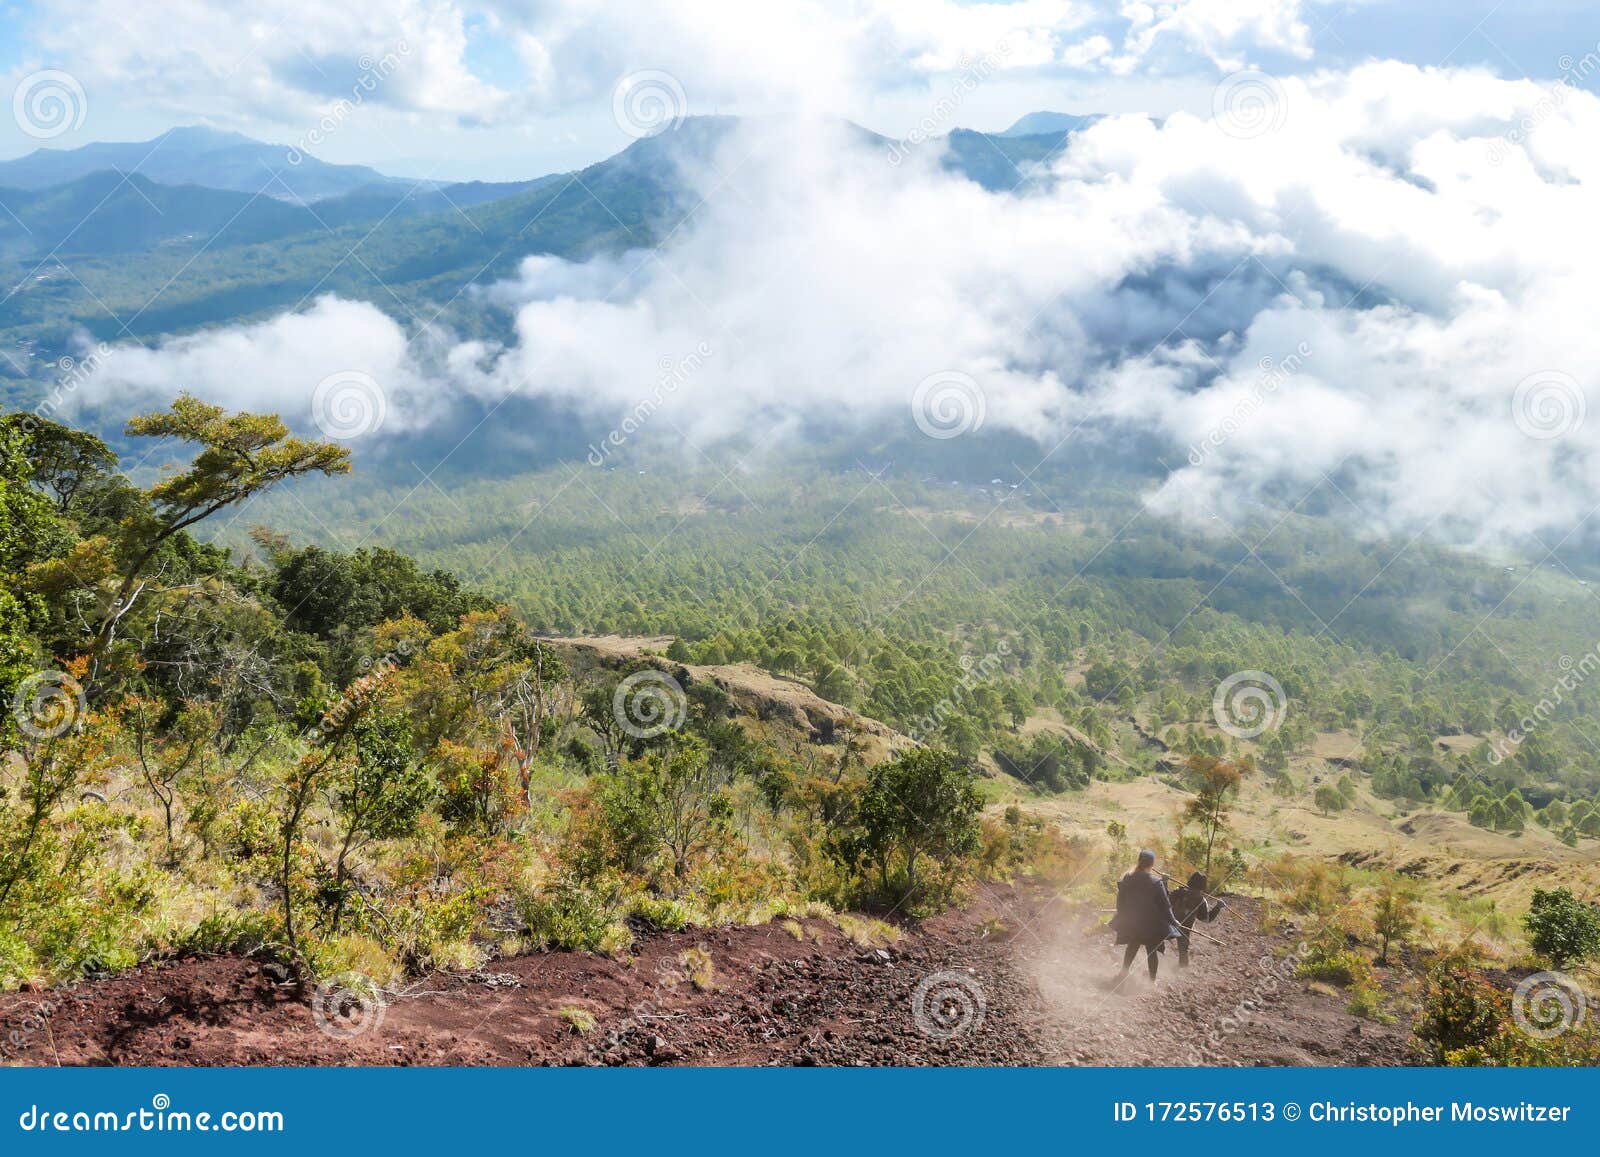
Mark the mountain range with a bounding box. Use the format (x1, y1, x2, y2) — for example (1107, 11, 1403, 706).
(0, 115, 1090, 404)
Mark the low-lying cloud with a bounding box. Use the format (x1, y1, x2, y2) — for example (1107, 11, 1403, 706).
(74, 61, 1600, 547)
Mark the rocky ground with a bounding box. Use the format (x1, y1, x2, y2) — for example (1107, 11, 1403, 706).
(0, 886, 1416, 1067)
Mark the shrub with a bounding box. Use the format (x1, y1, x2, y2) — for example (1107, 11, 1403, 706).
(519, 869, 629, 954)
(559, 1006, 598, 1035)
(831, 748, 982, 909)
(1416, 960, 1600, 1066)
(679, 946, 720, 992)
(1295, 946, 1374, 988)
(1415, 961, 1508, 1062)
(1523, 887, 1600, 968)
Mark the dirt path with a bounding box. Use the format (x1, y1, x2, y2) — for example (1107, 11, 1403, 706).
(0, 887, 1414, 1066)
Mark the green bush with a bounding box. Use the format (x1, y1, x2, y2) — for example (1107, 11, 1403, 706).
(830, 747, 982, 910)
(1523, 887, 1600, 968)
(1295, 946, 1374, 988)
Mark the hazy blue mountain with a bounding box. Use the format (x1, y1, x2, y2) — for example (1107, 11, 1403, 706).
(998, 111, 1101, 137)
(0, 125, 408, 202)
(0, 115, 1104, 406)
(0, 171, 328, 257)
(941, 128, 1071, 190)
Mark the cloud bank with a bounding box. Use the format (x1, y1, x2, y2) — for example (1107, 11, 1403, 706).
(75, 61, 1600, 546)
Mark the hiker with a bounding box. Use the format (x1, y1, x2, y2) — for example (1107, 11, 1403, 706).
(1170, 871, 1223, 967)
(1109, 849, 1180, 984)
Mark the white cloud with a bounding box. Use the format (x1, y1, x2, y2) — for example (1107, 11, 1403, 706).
(72, 61, 1600, 547)
(28, 0, 514, 128)
(16, 0, 1337, 142)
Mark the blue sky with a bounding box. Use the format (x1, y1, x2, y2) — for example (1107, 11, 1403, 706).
(0, 1, 1595, 181)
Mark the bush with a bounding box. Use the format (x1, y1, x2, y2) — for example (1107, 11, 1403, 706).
(831, 748, 982, 910)
(1416, 959, 1600, 1066)
(518, 869, 630, 954)
(1415, 961, 1511, 1062)
(1523, 887, 1600, 968)
(1295, 946, 1374, 988)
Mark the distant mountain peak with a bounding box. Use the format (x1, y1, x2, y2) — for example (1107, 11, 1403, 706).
(155, 124, 260, 150)
(998, 111, 1101, 138)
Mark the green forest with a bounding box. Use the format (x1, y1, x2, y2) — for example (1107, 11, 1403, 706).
(4, 397, 1600, 1065)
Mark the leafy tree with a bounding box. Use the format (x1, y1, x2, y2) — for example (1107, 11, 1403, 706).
(847, 748, 982, 902)
(1523, 887, 1600, 968)
(326, 709, 433, 932)
(0, 420, 58, 744)
(1313, 783, 1346, 816)
(1184, 755, 1247, 877)
(1372, 879, 1418, 965)
(592, 737, 734, 882)
(93, 396, 349, 663)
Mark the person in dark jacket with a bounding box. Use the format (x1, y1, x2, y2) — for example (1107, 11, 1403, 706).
(1109, 849, 1180, 984)
(1170, 871, 1223, 966)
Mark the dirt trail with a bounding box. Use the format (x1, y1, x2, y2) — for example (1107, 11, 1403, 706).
(0, 886, 1414, 1067)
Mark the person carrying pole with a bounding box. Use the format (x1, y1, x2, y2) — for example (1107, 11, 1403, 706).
(1109, 849, 1181, 985)
(1169, 871, 1223, 966)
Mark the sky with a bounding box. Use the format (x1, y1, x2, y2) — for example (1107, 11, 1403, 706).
(0, 0, 1595, 181)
